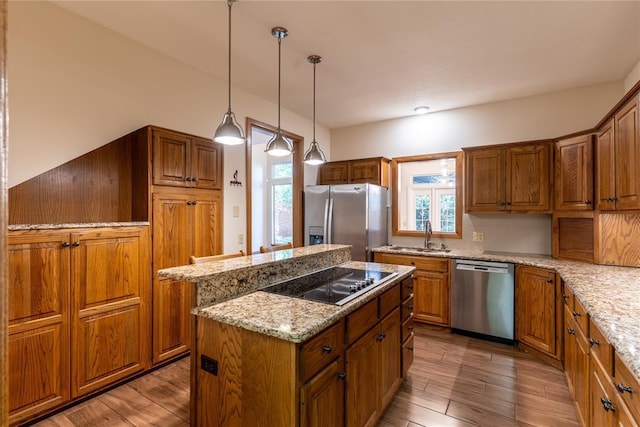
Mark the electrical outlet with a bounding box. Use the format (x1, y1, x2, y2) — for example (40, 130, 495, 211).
(472, 232, 484, 242)
(237, 233, 244, 245)
(232, 205, 240, 217)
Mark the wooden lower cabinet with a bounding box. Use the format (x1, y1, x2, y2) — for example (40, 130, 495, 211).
(152, 278, 191, 363)
(300, 358, 345, 427)
(516, 265, 560, 361)
(7, 226, 150, 424)
(194, 280, 406, 427)
(564, 304, 590, 427)
(373, 253, 449, 326)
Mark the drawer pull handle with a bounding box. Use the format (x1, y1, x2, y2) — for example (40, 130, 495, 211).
(589, 338, 600, 346)
(600, 397, 616, 412)
(407, 326, 414, 331)
(567, 327, 575, 335)
(572, 311, 582, 317)
(72, 241, 80, 247)
(407, 284, 414, 289)
(407, 305, 414, 310)
(407, 346, 414, 351)
(322, 345, 332, 353)
(337, 372, 346, 380)
(376, 332, 386, 341)
(562, 294, 570, 300)
(617, 384, 633, 394)
(546, 279, 553, 283)
(62, 242, 71, 247)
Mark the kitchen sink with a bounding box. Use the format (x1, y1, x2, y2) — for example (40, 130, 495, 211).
(388, 246, 451, 253)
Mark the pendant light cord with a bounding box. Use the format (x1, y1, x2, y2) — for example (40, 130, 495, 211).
(226, 1, 233, 114)
(277, 36, 282, 131)
(312, 61, 316, 142)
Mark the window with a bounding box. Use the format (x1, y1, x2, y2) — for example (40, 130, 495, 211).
(270, 162, 292, 245)
(391, 152, 462, 239)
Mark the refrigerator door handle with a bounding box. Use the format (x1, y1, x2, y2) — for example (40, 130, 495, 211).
(326, 198, 334, 244)
(323, 198, 329, 244)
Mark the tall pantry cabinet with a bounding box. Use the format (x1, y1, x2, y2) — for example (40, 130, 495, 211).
(131, 126, 224, 364)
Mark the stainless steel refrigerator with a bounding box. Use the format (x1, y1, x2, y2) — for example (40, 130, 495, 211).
(304, 183, 388, 261)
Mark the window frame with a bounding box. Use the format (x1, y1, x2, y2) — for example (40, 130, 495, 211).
(268, 160, 293, 245)
(391, 151, 463, 239)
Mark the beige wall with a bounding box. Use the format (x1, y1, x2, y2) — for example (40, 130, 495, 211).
(330, 82, 626, 254)
(7, 1, 329, 252)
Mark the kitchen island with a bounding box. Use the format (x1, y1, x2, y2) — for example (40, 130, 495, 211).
(158, 244, 415, 427)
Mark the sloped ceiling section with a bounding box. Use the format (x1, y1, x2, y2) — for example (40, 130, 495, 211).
(51, 1, 640, 129)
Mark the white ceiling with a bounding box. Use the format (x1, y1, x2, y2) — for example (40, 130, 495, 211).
(53, 1, 640, 130)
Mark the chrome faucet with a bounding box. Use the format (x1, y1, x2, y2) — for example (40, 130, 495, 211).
(424, 220, 432, 248)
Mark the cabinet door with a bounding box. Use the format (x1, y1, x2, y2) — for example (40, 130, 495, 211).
(555, 136, 594, 210)
(413, 270, 449, 326)
(300, 358, 345, 427)
(349, 159, 380, 184)
(7, 231, 70, 423)
(506, 144, 551, 212)
(516, 266, 556, 356)
(614, 97, 640, 210)
(70, 229, 148, 397)
(192, 192, 222, 258)
(152, 193, 193, 363)
(597, 120, 616, 210)
(153, 278, 191, 364)
(465, 148, 506, 212)
(191, 138, 222, 189)
(591, 359, 617, 427)
(152, 129, 191, 187)
(345, 326, 379, 427)
(378, 309, 401, 411)
(318, 162, 349, 185)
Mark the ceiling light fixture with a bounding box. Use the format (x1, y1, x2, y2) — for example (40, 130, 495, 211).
(303, 55, 326, 166)
(213, 0, 245, 146)
(265, 26, 293, 157)
(414, 106, 430, 114)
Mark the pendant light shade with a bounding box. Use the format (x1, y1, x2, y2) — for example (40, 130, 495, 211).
(266, 27, 293, 157)
(303, 54, 326, 165)
(214, 0, 245, 146)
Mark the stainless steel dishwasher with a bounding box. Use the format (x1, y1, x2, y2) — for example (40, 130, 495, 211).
(451, 259, 515, 344)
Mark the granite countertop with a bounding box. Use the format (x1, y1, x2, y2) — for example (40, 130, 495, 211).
(195, 261, 415, 343)
(373, 245, 640, 380)
(8, 221, 150, 230)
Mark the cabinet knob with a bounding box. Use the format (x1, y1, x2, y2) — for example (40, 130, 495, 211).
(589, 338, 600, 346)
(338, 372, 346, 380)
(186, 177, 192, 182)
(322, 345, 332, 353)
(408, 325, 414, 331)
(72, 241, 80, 247)
(407, 346, 414, 351)
(567, 327, 575, 335)
(546, 279, 554, 283)
(407, 305, 414, 311)
(376, 332, 386, 341)
(617, 384, 633, 394)
(600, 397, 616, 412)
(562, 293, 570, 300)
(192, 177, 198, 182)
(62, 242, 71, 247)
(572, 311, 582, 317)
(584, 200, 592, 205)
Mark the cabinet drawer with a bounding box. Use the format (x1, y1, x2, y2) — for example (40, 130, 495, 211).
(572, 297, 589, 337)
(300, 321, 344, 383)
(589, 318, 613, 376)
(402, 315, 414, 342)
(380, 254, 448, 272)
(379, 283, 400, 319)
(614, 353, 640, 422)
(561, 281, 574, 307)
(402, 295, 414, 322)
(401, 276, 414, 301)
(402, 334, 414, 378)
(346, 299, 378, 345)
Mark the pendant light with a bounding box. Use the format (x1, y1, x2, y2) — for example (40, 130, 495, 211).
(303, 55, 326, 165)
(213, 0, 245, 145)
(265, 27, 293, 157)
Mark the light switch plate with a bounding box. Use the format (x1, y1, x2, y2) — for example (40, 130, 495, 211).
(232, 205, 240, 217)
(472, 232, 484, 242)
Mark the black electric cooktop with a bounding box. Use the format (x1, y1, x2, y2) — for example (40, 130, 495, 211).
(261, 266, 397, 306)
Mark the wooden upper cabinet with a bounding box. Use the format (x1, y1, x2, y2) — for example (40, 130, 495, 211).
(318, 157, 390, 187)
(614, 96, 640, 210)
(596, 95, 640, 211)
(465, 142, 551, 213)
(596, 120, 616, 211)
(152, 128, 222, 189)
(555, 135, 594, 211)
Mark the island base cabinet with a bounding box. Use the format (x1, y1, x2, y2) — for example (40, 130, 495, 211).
(153, 278, 191, 364)
(346, 308, 401, 427)
(300, 358, 345, 427)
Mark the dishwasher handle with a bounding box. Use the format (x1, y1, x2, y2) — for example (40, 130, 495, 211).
(456, 263, 510, 274)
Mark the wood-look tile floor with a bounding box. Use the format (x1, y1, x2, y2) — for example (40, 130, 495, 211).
(32, 324, 579, 427)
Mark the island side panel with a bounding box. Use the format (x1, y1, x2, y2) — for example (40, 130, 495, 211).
(196, 317, 298, 426)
